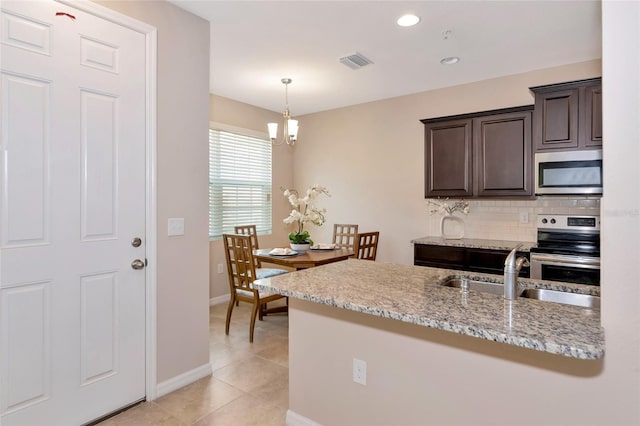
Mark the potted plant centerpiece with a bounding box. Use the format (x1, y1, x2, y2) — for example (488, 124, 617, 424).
(282, 184, 330, 251)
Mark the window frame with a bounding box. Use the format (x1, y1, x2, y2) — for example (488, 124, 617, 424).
(208, 122, 273, 241)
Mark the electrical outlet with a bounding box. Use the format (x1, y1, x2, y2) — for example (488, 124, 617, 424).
(353, 358, 367, 385)
(519, 212, 529, 224)
(217, 263, 224, 274)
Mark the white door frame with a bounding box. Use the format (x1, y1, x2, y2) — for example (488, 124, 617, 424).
(56, 0, 159, 401)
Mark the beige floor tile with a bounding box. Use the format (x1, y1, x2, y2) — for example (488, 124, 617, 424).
(218, 321, 287, 351)
(254, 337, 289, 368)
(209, 341, 253, 371)
(98, 401, 185, 426)
(193, 393, 287, 426)
(212, 355, 287, 393)
(209, 303, 229, 319)
(154, 376, 245, 425)
(248, 371, 289, 410)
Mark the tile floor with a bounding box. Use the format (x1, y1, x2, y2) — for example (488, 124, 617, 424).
(99, 300, 290, 426)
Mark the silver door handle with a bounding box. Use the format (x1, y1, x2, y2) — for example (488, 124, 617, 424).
(131, 259, 145, 270)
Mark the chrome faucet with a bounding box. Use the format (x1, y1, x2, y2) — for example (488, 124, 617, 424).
(504, 244, 530, 300)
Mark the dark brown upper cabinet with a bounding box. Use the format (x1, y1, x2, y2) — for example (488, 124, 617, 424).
(530, 78, 602, 152)
(422, 106, 534, 199)
(423, 119, 473, 198)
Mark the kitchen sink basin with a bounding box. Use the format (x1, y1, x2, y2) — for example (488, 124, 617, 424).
(440, 276, 600, 308)
(520, 288, 600, 309)
(439, 277, 504, 296)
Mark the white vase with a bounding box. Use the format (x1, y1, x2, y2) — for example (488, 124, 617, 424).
(440, 213, 465, 239)
(290, 243, 311, 252)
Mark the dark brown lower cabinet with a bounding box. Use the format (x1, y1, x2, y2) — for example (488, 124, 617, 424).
(414, 244, 530, 278)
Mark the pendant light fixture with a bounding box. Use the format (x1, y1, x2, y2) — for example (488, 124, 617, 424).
(268, 78, 299, 146)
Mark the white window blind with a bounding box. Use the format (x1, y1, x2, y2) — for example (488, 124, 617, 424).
(209, 128, 272, 239)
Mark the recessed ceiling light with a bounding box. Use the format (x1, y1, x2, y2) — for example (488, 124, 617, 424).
(440, 56, 460, 65)
(397, 14, 420, 27)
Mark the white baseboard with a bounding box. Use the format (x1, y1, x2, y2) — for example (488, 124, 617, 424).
(210, 294, 230, 306)
(286, 410, 323, 426)
(155, 362, 212, 398)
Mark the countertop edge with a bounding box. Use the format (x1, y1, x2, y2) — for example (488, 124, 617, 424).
(411, 237, 537, 252)
(263, 287, 604, 360)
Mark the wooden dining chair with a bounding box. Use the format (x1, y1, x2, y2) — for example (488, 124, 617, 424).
(356, 231, 379, 261)
(332, 224, 359, 255)
(234, 224, 288, 279)
(223, 233, 287, 342)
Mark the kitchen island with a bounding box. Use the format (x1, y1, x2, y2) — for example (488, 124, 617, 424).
(255, 259, 603, 359)
(253, 259, 606, 426)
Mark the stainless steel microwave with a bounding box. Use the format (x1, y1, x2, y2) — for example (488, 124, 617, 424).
(535, 150, 603, 195)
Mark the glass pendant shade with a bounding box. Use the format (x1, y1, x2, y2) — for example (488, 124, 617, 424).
(288, 119, 299, 140)
(267, 122, 278, 140)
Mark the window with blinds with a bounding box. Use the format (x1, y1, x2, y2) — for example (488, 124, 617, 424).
(209, 128, 272, 239)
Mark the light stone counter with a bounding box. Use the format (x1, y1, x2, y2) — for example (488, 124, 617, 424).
(253, 259, 604, 360)
(411, 236, 537, 252)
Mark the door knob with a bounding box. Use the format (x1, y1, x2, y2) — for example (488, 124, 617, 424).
(131, 237, 142, 247)
(131, 259, 145, 270)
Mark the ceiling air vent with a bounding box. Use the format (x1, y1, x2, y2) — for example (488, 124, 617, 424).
(339, 52, 373, 70)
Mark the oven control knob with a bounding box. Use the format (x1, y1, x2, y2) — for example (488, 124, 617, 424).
(542, 218, 548, 224)
(550, 218, 556, 224)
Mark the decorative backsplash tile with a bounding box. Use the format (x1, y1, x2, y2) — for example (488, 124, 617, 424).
(426, 197, 601, 241)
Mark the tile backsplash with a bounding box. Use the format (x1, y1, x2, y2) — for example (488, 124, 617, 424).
(426, 197, 601, 242)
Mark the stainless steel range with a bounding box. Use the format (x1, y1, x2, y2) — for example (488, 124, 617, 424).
(530, 214, 600, 286)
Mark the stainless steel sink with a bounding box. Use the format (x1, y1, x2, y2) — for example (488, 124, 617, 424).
(520, 288, 600, 309)
(439, 277, 504, 296)
(439, 276, 600, 308)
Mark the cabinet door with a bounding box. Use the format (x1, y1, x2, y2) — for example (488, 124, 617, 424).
(584, 84, 603, 148)
(414, 244, 465, 270)
(466, 249, 530, 277)
(473, 111, 532, 197)
(533, 88, 579, 151)
(424, 119, 472, 197)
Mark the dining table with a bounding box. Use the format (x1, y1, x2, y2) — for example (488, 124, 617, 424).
(254, 247, 354, 271)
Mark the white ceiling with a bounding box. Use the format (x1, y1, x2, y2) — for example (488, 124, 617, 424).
(168, 1, 602, 115)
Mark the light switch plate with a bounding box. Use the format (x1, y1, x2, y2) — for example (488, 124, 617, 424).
(519, 212, 529, 224)
(168, 218, 185, 236)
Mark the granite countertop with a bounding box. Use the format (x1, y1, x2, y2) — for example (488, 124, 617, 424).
(411, 236, 537, 252)
(253, 259, 604, 360)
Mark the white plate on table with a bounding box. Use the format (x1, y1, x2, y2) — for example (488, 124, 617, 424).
(310, 244, 338, 251)
(268, 248, 298, 256)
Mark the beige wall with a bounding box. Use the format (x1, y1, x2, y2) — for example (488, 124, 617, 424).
(294, 60, 602, 264)
(97, 1, 211, 383)
(208, 95, 294, 300)
(288, 2, 639, 424)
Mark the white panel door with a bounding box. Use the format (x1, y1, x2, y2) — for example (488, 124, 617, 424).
(1, 1, 147, 424)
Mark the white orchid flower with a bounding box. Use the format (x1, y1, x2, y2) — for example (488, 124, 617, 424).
(281, 185, 330, 238)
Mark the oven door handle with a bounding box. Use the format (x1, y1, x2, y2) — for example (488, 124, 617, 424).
(530, 253, 601, 268)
